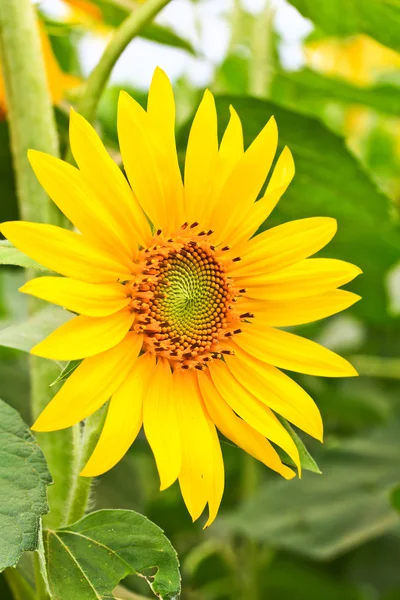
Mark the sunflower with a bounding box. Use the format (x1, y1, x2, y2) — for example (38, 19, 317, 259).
(0, 68, 361, 526)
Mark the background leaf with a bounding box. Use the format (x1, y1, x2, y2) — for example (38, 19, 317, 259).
(217, 422, 400, 560)
(0, 305, 74, 353)
(0, 399, 52, 570)
(0, 241, 48, 271)
(286, 0, 400, 53)
(45, 509, 181, 600)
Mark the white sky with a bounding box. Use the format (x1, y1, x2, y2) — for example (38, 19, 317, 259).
(40, 0, 313, 89)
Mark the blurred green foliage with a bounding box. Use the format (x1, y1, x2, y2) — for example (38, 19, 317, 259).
(2, 0, 400, 598)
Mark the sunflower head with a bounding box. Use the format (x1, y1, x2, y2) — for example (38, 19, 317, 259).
(0, 67, 361, 526)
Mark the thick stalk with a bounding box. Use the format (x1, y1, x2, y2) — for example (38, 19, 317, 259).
(77, 0, 172, 122)
(33, 552, 49, 600)
(0, 0, 76, 530)
(63, 406, 107, 526)
(249, 1, 275, 98)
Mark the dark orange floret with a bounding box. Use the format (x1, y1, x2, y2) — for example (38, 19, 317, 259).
(124, 224, 246, 370)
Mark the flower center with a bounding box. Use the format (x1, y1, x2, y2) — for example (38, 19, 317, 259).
(126, 227, 243, 370)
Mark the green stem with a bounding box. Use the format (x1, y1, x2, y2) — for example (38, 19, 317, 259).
(3, 568, 36, 600)
(33, 552, 48, 600)
(0, 0, 62, 225)
(63, 406, 107, 526)
(0, 0, 75, 530)
(249, 1, 275, 98)
(76, 0, 172, 122)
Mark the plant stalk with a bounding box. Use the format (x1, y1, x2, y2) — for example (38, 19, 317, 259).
(0, 0, 76, 530)
(77, 0, 172, 123)
(63, 406, 107, 526)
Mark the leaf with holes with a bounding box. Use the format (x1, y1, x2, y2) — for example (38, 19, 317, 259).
(0, 399, 52, 571)
(45, 509, 181, 600)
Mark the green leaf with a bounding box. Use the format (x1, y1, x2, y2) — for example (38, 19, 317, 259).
(87, 0, 195, 54)
(50, 359, 82, 387)
(0, 305, 74, 353)
(286, 0, 400, 53)
(271, 68, 400, 117)
(45, 509, 181, 600)
(0, 398, 52, 570)
(390, 485, 400, 513)
(218, 421, 400, 559)
(141, 23, 196, 56)
(205, 96, 400, 325)
(276, 417, 322, 474)
(0, 241, 47, 271)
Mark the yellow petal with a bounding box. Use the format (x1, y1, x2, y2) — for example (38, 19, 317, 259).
(206, 106, 244, 227)
(236, 290, 361, 326)
(198, 371, 295, 480)
(228, 146, 295, 247)
(184, 90, 218, 225)
(81, 353, 154, 477)
(0, 221, 130, 283)
(227, 217, 337, 278)
(174, 370, 215, 522)
(225, 345, 323, 440)
(209, 361, 300, 470)
(212, 116, 278, 246)
(20, 276, 129, 317)
(31, 310, 135, 360)
(241, 258, 362, 300)
(203, 411, 225, 528)
(31, 333, 142, 432)
(28, 149, 136, 265)
(147, 67, 184, 229)
(143, 358, 181, 490)
(118, 91, 168, 231)
(236, 324, 358, 377)
(69, 109, 151, 249)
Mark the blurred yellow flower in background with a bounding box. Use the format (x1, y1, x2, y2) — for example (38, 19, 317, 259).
(305, 34, 400, 87)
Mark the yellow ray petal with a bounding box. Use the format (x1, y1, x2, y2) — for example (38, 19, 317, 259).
(28, 150, 135, 265)
(174, 370, 215, 522)
(205, 105, 244, 227)
(236, 324, 358, 377)
(0, 221, 130, 283)
(118, 91, 168, 231)
(209, 361, 300, 470)
(20, 276, 129, 317)
(211, 116, 278, 246)
(32, 333, 142, 432)
(203, 411, 225, 528)
(225, 345, 323, 440)
(81, 353, 154, 477)
(241, 258, 362, 300)
(229, 146, 295, 248)
(147, 67, 184, 229)
(69, 109, 151, 249)
(31, 310, 135, 360)
(227, 217, 337, 278)
(184, 90, 219, 225)
(143, 358, 181, 490)
(236, 290, 361, 326)
(198, 371, 295, 480)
